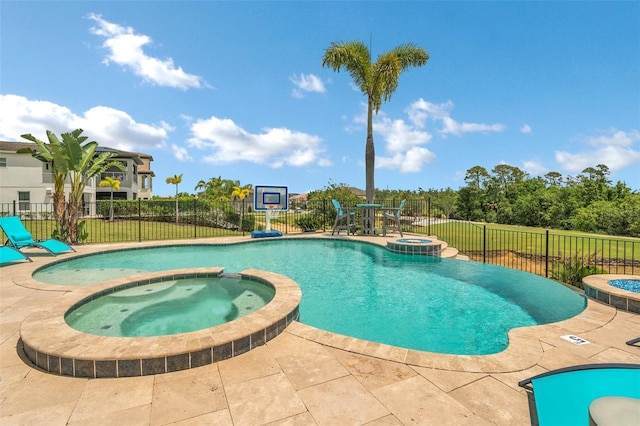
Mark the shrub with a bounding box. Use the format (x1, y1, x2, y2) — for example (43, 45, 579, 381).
(551, 251, 602, 288)
(294, 214, 320, 232)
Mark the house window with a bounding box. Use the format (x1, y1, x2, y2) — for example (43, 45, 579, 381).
(18, 191, 30, 211)
(0, 157, 6, 167)
(142, 176, 148, 189)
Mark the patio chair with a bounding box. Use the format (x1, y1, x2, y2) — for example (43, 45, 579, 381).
(382, 199, 406, 237)
(0, 216, 75, 256)
(0, 245, 32, 265)
(518, 363, 640, 426)
(331, 199, 355, 235)
(626, 337, 640, 347)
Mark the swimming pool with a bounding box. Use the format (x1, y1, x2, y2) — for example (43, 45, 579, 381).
(34, 239, 586, 355)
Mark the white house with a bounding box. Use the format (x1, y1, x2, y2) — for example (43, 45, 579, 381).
(0, 141, 154, 216)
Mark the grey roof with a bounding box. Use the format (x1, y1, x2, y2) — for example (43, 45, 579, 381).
(0, 141, 147, 165)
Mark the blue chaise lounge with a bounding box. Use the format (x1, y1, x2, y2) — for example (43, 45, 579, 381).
(0, 216, 75, 256)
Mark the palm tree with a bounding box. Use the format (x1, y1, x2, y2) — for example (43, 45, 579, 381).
(99, 176, 120, 221)
(231, 185, 251, 231)
(322, 40, 429, 202)
(19, 131, 71, 226)
(166, 174, 183, 223)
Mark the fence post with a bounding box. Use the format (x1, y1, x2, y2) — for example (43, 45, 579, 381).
(545, 230, 549, 277)
(12, 200, 16, 216)
(427, 197, 431, 236)
(138, 199, 142, 242)
(483, 225, 487, 263)
(194, 197, 197, 239)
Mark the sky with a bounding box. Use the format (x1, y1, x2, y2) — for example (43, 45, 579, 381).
(1, 1, 639, 197)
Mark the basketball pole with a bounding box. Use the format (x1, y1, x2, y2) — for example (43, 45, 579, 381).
(265, 207, 273, 232)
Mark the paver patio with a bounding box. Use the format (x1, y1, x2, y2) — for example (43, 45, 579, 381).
(1, 235, 639, 425)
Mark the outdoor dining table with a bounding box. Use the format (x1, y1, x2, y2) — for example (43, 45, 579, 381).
(356, 203, 381, 235)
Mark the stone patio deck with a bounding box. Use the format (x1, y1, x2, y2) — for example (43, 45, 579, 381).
(1, 234, 639, 425)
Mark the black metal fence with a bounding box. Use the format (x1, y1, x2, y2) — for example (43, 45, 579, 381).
(2, 198, 638, 284)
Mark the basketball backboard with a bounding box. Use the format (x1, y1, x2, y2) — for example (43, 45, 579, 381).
(253, 185, 288, 211)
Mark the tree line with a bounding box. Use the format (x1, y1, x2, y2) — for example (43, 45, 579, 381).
(374, 163, 639, 237)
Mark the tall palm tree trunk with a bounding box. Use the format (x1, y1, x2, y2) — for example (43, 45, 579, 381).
(366, 98, 375, 204)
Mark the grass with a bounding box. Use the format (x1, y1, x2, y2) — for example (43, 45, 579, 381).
(424, 221, 640, 260)
(22, 218, 241, 244)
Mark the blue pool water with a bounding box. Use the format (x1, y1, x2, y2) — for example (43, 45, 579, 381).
(608, 279, 640, 293)
(34, 239, 586, 355)
(65, 277, 275, 337)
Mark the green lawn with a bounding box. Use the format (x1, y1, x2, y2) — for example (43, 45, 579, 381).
(16, 216, 639, 262)
(426, 220, 640, 260)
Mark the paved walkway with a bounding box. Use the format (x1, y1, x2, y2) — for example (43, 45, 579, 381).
(1, 235, 639, 425)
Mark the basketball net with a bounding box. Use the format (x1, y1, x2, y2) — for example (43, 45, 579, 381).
(265, 205, 279, 232)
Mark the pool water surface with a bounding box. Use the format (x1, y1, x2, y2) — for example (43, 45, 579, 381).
(65, 276, 275, 337)
(35, 239, 586, 355)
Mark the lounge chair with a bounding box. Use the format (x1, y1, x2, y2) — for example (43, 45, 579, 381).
(0, 245, 32, 265)
(518, 363, 640, 426)
(0, 216, 75, 256)
(382, 199, 406, 237)
(331, 199, 355, 235)
(626, 337, 640, 347)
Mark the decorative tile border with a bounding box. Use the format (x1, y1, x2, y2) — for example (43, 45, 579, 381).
(386, 237, 443, 256)
(19, 267, 301, 378)
(583, 274, 640, 314)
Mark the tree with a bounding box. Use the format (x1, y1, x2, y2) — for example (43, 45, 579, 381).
(231, 185, 251, 231)
(322, 40, 429, 203)
(544, 171, 563, 187)
(19, 131, 71, 226)
(166, 174, 183, 223)
(99, 176, 120, 221)
(64, 131, 125, 243)
(20, 129, 123, 243)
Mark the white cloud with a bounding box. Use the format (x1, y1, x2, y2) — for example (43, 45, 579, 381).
(406, 99, 506, 136)
(346, 98, 504, 173)
(586, 128, 640, 147)
(520, 124, 532, 134)
(171, 144, 192, 162)
(440, 117, 505, 136)
(556, 146, 640, 172)
(290, 73, 326, 98)
(87, 13, 206, 90)
(0, 94, 169, 151)
(188, 116, 330, 168)
(522, 159, 548, 175)
(373, 115, 435, 173)
(556, 128, 640, 172)
(377, 148, 436, 173)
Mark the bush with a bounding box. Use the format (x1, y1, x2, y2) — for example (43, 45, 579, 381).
(294, 214, 320, 232)
(551, 251, 602, 288)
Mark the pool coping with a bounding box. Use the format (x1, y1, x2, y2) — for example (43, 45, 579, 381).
(10, 234, 620, 376)
(583, 274, 640, 314)
(19, 267, 301, 378)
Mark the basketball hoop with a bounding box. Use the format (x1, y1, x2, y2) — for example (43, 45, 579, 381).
(267, 205, 280, 220)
